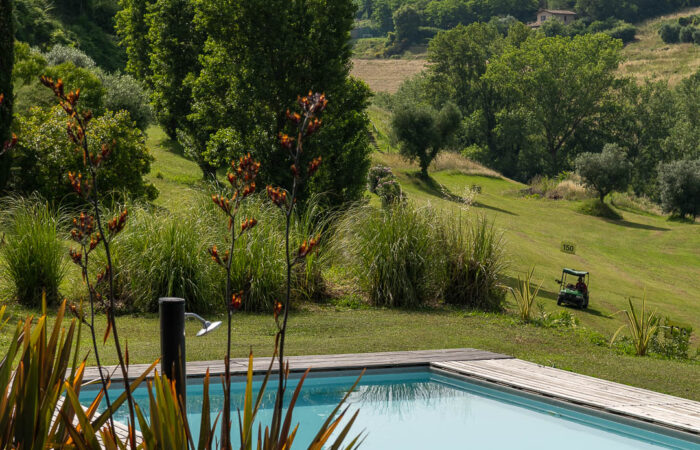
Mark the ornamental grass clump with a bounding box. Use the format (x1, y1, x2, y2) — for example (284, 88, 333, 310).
(0, 195, 67, 307)
(109, 205, 224, 313)
(334, 203, 439, 307)
(438, 213, 507, 311)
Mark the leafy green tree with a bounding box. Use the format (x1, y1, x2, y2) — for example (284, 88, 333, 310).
(657, 159, 700, 220)
(100, 72, 153, 131)
(393, 4, 421, 44)
(392, 102, 461, 178)
(44, 45, 96, 69)
(13, 42, 47, 86)
(12, 106, 156, 202)
(190, 0, 371, 207)
(147, 0, 203, 140)
(372, 0, 395, 33)
(485, 33, 623, 173)
(664, 70, 700, 162)
(0, 0, 14, 192)
(575, 143, 631, 203)
(116, 0, 154, 80)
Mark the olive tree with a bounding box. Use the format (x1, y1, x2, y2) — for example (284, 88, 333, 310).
(392, 102, 461, 178)
(657, 159, 700, 220)
(575, 143, 631, 203)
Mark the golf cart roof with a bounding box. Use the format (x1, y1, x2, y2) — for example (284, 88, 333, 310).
(562, 268, 588, 277)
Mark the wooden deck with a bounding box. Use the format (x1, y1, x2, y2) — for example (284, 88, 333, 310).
(83, 348, 511, 380)
(83, 348, 700, 440)
(434, 358, 700, 436)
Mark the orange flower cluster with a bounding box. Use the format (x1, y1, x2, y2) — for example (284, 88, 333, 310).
(88, 233, 102, 251)
(306, 118, 322, 136)
(69, 249, 82, 265)
(273, 301, 283, 320)
(212, 194, 232, 215)
(68, 171, 91, 196)
(298, 235, 320, 258)
(278, 133, 294, 150)
(266, 186, 288, 208)
(89, 142, 113, 167)
(231, 291, 243, 311)
(308, 156, 322, 176)
(108, 209, 128, 235)
(298, 91, 328, 116)
(229, 153, 260, 186)
(286, 109, 302, 124)
(95, 267, 111, 285)
(241, 218, 257, 232)
(208, 245, 230, 266)
(70, 212, 95, 243)
(2, 133, 17, 155)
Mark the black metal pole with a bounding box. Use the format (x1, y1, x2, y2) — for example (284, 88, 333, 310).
(159, 297, 186, 405)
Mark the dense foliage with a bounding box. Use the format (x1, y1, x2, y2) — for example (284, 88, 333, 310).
(12, 107, 156, 202)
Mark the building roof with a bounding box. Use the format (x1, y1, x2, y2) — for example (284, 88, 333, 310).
(538, 9, 577, 15)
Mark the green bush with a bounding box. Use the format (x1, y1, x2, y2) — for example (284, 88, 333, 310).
(43, 45, 96, 69)
(694, 29, 700, 45)
(575, 143, 631, 203)
(657, 158, 700, 219)
(0, 196, 67, 307)
(659, 23, 681, 43)
(367, 165, 394, 193)
(99, 71, 153, 130)
(679, 25, 696, 43)
(438, 214, 506, 311)
(606, 23, 637, 43)
(13, 106, 156, 203)
(333, 203, 439, 307)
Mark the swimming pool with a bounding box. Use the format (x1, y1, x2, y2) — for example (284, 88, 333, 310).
(81, 368, 698, 449)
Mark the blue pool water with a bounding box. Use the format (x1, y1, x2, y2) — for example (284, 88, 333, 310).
(81, 368, 698, 449)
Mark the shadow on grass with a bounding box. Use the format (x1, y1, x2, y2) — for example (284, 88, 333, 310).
(602, 218, 670, 232)
(407, 172, 517, 216)
(157, 136, 186, 157)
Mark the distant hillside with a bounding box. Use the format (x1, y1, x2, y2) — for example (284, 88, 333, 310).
(620, 6, 700, 85)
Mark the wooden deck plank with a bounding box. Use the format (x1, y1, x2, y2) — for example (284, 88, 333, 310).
(433, 359, 700, 435)
(83, 348, 511, 381)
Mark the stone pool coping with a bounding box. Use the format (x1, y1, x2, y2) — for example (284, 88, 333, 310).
(85, 348, 700, 439)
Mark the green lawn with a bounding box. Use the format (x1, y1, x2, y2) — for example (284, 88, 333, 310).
(1, 125, 699, 402)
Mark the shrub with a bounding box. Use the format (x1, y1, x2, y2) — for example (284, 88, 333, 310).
(438, 214, 506, 311)
(13, 106, 156, 203)
(606, 23, 637, 43)
(43, 62, 105, 114)
(367, 165, 394, 193)
(100, 71, 153, 130)
(694, 29, 700, 45)
(650, 319, 692, 359)
(657, 158, 700, 219)
(43, 44, 96, 69)
(0, 196, 67, 306)
(679, 25, 696, 43)
(334, 203, 439, 307)
(659, 23, 681, 43)
(575, 143, 631, 203)
(376, 177, 404, 206)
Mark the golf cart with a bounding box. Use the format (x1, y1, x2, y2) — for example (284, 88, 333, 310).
(556, 268, 589, 309)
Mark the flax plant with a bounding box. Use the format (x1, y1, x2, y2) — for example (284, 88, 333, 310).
(611, 291, 660, 356)
(509, 266, 542, 322)
(208, 153, 260, 448)
(40, 75, 138, 444)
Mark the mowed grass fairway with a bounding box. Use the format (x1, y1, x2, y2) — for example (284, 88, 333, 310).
(1, 125, 698, 401)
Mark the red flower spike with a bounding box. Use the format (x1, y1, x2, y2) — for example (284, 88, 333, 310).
(241, 218, 258, 233)
(208, 245, 223, 266)
(69, 249, 82, 265)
